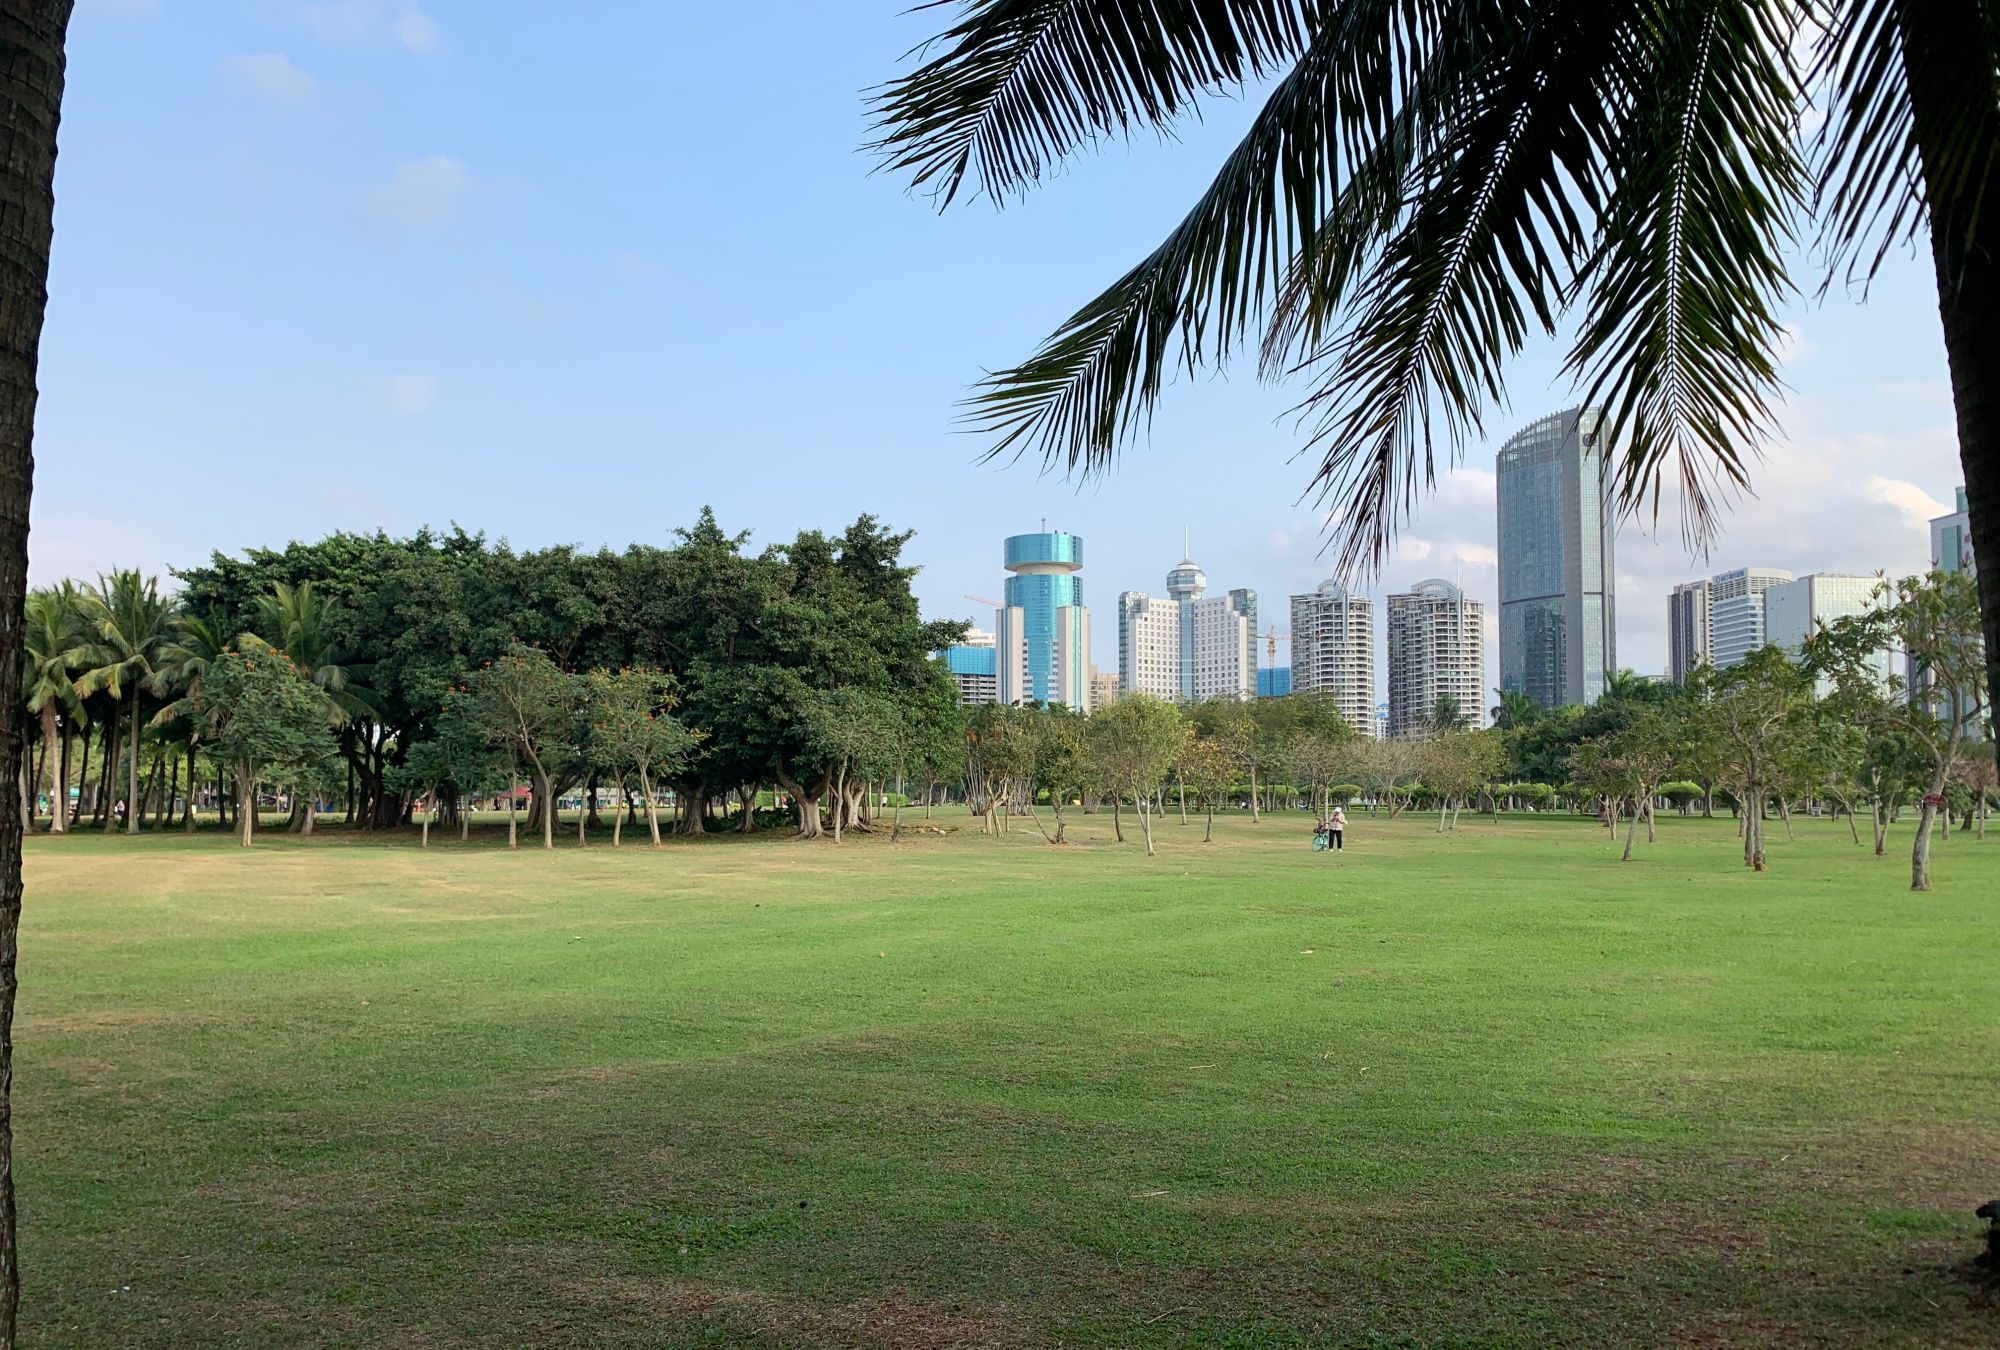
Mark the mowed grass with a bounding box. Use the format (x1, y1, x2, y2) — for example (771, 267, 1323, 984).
(16, 809, 2000, 1348)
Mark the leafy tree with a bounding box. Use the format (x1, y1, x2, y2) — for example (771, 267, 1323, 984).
(1423, 730, 1506, 833)
(1361, 737, 1425, 818)
(805, 688, 899, 844)
(199, 644, 341, 849)
(1701, 649, 1815, 871)
(1024, 704, 1089, 844)
(1180, 737, 1238, 842)
(1428, 695, 1471, 736)
(583, 667, 700, 848)
(455, 643, 579, 850)
(1812, 569, 1989, 890)
(874, 0, 2000, 783)
(1490, 689, 1542, 732)
(1087, 694, 1190, 856)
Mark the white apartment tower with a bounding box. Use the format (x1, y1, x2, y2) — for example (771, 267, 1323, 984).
(1288, 580, 1376, 737)
(1386, 579, 1486, 737)
(1708, 566, 1793, 669)
(1117, 551, 1256, 701)
(1765, 573, 1893, 694)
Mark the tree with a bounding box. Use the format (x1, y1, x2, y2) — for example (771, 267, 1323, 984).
(874, 0, 2000, 785)
(1701, 649, 1814, 871)
(1024, 704, 1088, 843)
(1575, 712, 1682, 859)
(23, 585, 82, 833)
(456, 644, 578, 850)
(1180, 737, 1238, 842)
(151, 605, 235, 833)
(1087, 694, 1189, 856)
(1813, 569, 1989, 890)
(199, 644, 341, 849)
(1362, 738, 1425, 818)
(70, 570, 172, 835)
(583, 667, 699, 848)
(1490, 688, 1542, 732)
(1423, 730, 1506, 833)
(1428, 695, 1471, 736)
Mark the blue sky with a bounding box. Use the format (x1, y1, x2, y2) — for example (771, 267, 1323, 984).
(38, 0, 1967, 691)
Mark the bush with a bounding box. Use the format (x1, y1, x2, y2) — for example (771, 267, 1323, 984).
(1660, 781, 1703, 808)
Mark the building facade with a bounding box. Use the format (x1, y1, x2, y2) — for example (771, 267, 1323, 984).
(1496, 407, 1617, 709)
(1708, 566, 1793, 670)
(1117, 553, 1255, 701)
(1256, 666, 1292, 698)
(942, 626, 998, 705)
(1933, 486, 1973, 574)
(1287, 579, 1375, 735)
(1668, 579, 1711, 683)
(1386, 579, 1486, 737)
(1088, 669, 1120, 710)
(1765, 573, 1891, 694)
(994, 530, 1092, 710)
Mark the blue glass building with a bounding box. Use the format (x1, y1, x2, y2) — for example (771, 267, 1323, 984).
(995, 531, 1092, 709)
(1497, 407, 1617, 709)
(1256, 667, 1292, 698)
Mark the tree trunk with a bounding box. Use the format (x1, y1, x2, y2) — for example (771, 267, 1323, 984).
(1642, 798, 1655, 844)
(1912, 798, 1939, 891)
(639, 767, 662, 848)
(420, 793, 431, 848)
(507, 770, 519, 848)
(37, 706, 55, 835)
(1622, 800, 1639, 861)
(1203, 805, 1214, 843)
(612, 783, 624, 848)
(535, 767, 554, 850)
(576, 789, 586, 847)
(237, 766, 255, 849)
(1248, 764, 1260, 823)
(1777, 795, 1794, 841)
(1898, 0, 2000, 788)
(122, 693, 141, 835)
(98, 717, 114, 832)
(1138, 795, 1155, 856)
(831, 767, 845, 843)
(1112, 796, 1124, 843)
(738, 784, 757, 833)
(1177, 773, 1187, 825)
(161, 754, 177, 830)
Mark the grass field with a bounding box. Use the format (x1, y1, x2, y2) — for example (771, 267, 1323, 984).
(17, 809, 2000, 1347)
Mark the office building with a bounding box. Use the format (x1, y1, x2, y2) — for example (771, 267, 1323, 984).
(1117, 552, 1256, 701)
(943, 626, 998, 705)
(1668, 579, 1711, 683)
(1709, 566, 1793, 669)
(1386, 579, 1486, 737)
(1933, 486, 1973, 574)
(1766, 573, 1892, 693)
(1256, 667, 1292, 698)
(1088, 669, 1120, 710)
(1496, 407, 1617, 709)
(1288, 579, 1375, 735)
(994, 530, 1092, 710)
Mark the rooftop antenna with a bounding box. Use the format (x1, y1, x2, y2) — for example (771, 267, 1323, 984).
(1184, 524, 1190, 561)
(1041, 516, 1047, 532)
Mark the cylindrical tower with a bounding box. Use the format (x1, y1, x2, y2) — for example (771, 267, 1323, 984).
(998, 531, 1087, 707)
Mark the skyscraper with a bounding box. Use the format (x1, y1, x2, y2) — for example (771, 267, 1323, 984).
(1496, 407, 1617, 709)
(994, 530, 1092, 710)
(1932, 486, 1973, 574)
(1386, 579, 1485, 737)
(1708, 566, 1793, 669)
(1117, 551, 1255, 701)
(1288, 579, 1375, 736)
(1667, 580, 1712, 683)
(1766, 573, 1892, 694)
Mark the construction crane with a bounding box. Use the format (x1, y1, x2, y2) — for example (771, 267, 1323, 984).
(965, 593, 1003, 609)
(1260, 626, 1289, 667)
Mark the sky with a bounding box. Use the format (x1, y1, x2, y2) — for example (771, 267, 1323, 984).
(37, 0, 1968, 698)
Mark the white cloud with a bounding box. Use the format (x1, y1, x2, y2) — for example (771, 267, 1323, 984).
(369, 156, 469, 226)
(1864, 475, 1951, 531)
(1439, 466, 1495, 508)
(301, 1, 441, 52)
(383, 373, 437, 413)
(226, 53, 318, 101)
(392, 8, 441, 52)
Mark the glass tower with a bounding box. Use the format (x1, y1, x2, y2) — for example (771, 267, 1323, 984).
(999, 531, 1088, 707)
(1496, 407, 1617, 709)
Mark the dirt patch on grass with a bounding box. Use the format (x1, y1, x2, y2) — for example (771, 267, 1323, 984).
(19, 1007, 211, 1036)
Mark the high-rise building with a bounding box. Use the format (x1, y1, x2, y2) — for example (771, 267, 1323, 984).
(943, 626, 998, 705)
(1386, 579, 1486, 737)
(994, 530, 1092, 710)
(1668, 580, 1712, 683)
(1288, 580, 1375, 735)
(1256, 666, 1292, 698)
(1496, 407, 1617, 709)
(1088, 668, 1120, 710)
(1933, 486, 1973, 574)
(1117, 552, 1255, 701)
(1766, 573, 1892, 694)
(1709, 566, 1793, 669)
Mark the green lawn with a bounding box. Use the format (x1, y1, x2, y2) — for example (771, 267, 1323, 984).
(17, 810, 2000, 1347)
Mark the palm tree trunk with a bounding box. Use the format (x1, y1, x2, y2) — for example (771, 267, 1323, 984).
(123, 693, 140, 835)
(1900, 0, 2000, 782)
(97, 719, 114, 831)
(52, 718, 67, 835)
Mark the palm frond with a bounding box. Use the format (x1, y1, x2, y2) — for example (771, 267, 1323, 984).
(870, 0, 1319, 207)
(1809, 0, 1917, 292)
(1567, 0, 1805, 548)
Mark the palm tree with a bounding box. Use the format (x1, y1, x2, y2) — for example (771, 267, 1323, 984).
(1490, 688, 1543, 732)
(252, 581, 378, 832)
(23, 584, 83, 833)
(874, 0, 2000, 764)
(1429, 694, 1471, 735)
(150, 605, 235, 833)
(70, 571, 172, 835)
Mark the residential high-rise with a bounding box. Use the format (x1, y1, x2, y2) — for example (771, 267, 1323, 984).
(1386, 579, 1486, 737)
(1117, 552, 1255, 701)
(943, 626, 998, 705)
(995, 530, 1092, 710)
(1709, 566, 1793, 669)
(1766, 573, 1891, 693)
(1668, 580, 1712, 683)
(1933, 486, 1973, 574)
(1288, 579, 1375, 735)
(1088, 668, 1120, 710)
(1496, 407, 1617, 709)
